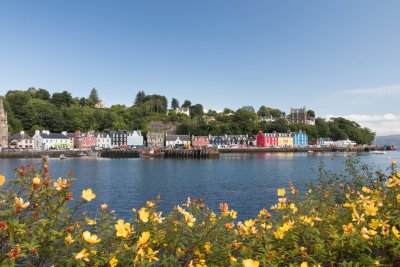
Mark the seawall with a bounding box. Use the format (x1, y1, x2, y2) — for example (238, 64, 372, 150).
(218, 146, 378, 153)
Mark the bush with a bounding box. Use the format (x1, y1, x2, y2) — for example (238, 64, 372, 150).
(0, 157, 399, 266)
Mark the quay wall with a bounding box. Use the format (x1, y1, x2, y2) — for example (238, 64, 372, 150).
(0, 150, 84, 159)
(218, 146, 378, 153)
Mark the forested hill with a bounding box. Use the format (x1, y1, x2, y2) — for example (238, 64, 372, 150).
(1, 88, 375, 144)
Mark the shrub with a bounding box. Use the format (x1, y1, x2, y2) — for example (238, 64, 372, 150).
(0, 157, 399, 266)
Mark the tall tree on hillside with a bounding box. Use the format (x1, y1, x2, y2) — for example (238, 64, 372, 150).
(190, 104, 204, 118)
(89, 88, 99, 105)
(134, 90, 146, 105)
(171, 98, 179, 110)
(182, 100, 191, 108)
(50, 91, 73, 107)
(34, 88, 50, 101)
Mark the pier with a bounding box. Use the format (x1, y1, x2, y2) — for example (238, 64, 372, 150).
(163, 149, 220, 159)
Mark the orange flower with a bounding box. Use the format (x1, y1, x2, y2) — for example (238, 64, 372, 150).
(32, 177, 41, 185)
(9, 247, 21, 260)
(0, 175, 5, 186)
(54, 177, 68, 190)
(101, 204, 108, 212)
(65, 233, 74, 245)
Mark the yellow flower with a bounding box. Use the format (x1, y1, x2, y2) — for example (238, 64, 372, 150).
(289, 203, 298, 213)
(138, 208, 149, 223)
(392, 226, 400, 239)
(65, 234, 74, 245)
(138, 231, 150, 245)
(75, 248, 90, 261)
(152, 212, 165, 224)
(15, 197, 30, 209)
(115, 219, 131, 238)
(369, 219, 380, 230)
(343, 223, 354, 234)
(0, 175, 5, 186)
(397, 194, 400, 203)
(300, 262, 308, 267)
(184, 212, 196, 227)
(109, 256, 118, 267)
(229, 210, 237, 219)
(230, 256, 237, 263)
(54, 177, 68, 190)
(209, 212, 216, 222)
(146, 247, 159, 262)
(204, 242, 212, 253)
(82, 189, 96, 201)
(244, 219, 256, 228)
(195, 259, 207, 267)
(364, 204, 379, 216)
(32, 177, 41, 185)
(277, 188, 286, 196)
(85, 218, 97, 225)
(362, 186, 372, 194)
(82, 231, 101, 244)
(242, 258, 260, 267)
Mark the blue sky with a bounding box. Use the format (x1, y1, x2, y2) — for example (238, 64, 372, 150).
(1, 1, 400, 135)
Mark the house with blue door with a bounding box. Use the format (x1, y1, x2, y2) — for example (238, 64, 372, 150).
(292, 130, 308, 147)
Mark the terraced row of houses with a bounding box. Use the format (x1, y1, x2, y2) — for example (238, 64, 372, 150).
(5, 129, 356, 151)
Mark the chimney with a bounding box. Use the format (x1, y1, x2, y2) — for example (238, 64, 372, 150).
(62, 131, 67, 136)
(42, 130, 50, 135)
(20, 131, 25, 135)
(35, 130, 40, 135)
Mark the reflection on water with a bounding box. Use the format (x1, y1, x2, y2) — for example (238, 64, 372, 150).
(0, 151, 398, 219)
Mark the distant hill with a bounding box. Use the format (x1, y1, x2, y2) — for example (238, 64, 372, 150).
(375, 135, 400, 148)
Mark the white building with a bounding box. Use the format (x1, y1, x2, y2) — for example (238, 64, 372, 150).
(335, 139, 356, 147)
(9, 131, 35, 149)
(165, 134, 190, 148)
(95, 133, 111, 148)
(33, 130, 73, 151)
(175, 107, 190, 116)
(127, 130, 144, 148)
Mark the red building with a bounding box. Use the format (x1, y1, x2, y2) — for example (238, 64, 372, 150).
(256, 131, 279, 147)
(74, 130, 97, 149)
(191, 136, 210, 147)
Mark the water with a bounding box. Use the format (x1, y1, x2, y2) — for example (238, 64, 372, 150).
(1, 151, 398, 219)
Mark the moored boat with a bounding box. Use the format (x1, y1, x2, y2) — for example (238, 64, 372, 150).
(60, 154, 66, 159)
(369, 150, 387, 154)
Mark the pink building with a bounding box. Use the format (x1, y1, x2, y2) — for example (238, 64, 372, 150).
(191, 136, 210, 147)
(74, 130, 97, 149)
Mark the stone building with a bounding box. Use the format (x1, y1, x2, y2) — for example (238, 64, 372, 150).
(0, 98, 8, 148)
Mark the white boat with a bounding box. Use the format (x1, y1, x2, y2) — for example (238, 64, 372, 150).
(369, 150, 386, 154)
(78, 152, 87, 157)
(60, 154, 66, 159)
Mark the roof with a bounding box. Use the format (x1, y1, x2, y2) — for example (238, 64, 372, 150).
(166, 135, 190, 141)
(40, 133, 69, 140)
(9, 132, 32, 142)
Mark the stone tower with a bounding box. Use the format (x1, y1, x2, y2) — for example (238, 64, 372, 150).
(0, 98, 8, 148)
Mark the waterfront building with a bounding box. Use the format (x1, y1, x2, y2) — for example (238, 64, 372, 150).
(33, 130, 72, 151)
(209, 136, 228, 146)
(146, 132, 164, 148)
(256, 131, 267, 147)
(265, 132, 278, 147)
(127, 130, 144, 148)
(191, 136, 210, 147)
(74, 130, 97, 149)
(9, 131, 34, 149)
(95, 132, 111, 148)
(108, 130, 128, 148)
(335, 139, 356, 147)
(292, 130, 308, 147)
(227, 135, 249, 146)
(277, 133, 293, 147)
(319, 138, 334, 147)
(0, 98, 8, 148)
(165, 134, 190, 148)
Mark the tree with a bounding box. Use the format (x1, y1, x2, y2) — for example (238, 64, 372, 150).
(50, 91, 72, 107)
(182, 100, 191, 108)
(89, 88, 99, 105)
(171, 98, 179, 110)
(190, 104, 204, 118)
(307, 110, 315, 118)
(134, 91, 146, 105)
(34, 89, 50, 101)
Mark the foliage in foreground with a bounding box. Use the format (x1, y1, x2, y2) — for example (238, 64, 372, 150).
(0, 158, 400, 266)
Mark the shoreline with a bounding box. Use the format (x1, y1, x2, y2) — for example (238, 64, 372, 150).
(0, 146, 389, 159)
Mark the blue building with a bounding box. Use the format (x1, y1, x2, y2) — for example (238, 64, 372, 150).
(292, 130, 308, 147)
(209, 136, 228, 146)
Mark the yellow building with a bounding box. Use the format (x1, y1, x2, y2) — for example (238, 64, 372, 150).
(277, 133, 293, 147)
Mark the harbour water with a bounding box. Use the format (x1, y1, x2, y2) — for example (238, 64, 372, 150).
(0, 151, 398, 219)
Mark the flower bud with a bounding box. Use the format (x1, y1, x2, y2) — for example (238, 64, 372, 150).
(101, 204, 108, 212)
(32, 177, 41, 185)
